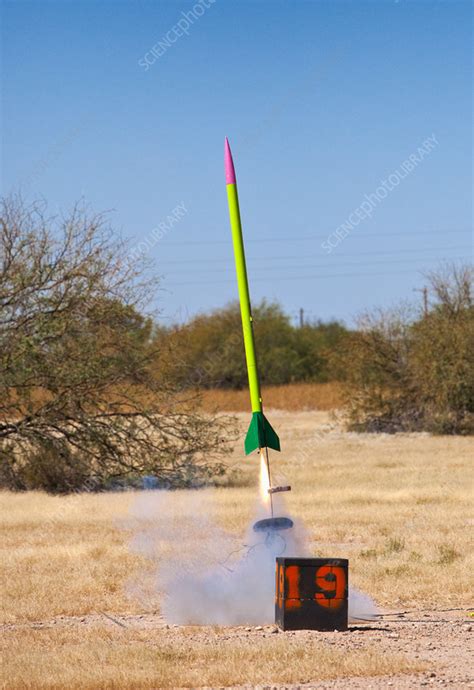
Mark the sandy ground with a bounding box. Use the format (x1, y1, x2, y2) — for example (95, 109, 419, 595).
(2, 608, 472, 688)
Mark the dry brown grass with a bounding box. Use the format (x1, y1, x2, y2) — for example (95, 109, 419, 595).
(1, 410, 471, 688)
(1, 625, 421, 689)
(200, 382, 343, 412)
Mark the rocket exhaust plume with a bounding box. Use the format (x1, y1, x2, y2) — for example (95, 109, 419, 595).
(259, 450, 271, 508)
(128, 488, 307, 625)
(254, 448, 293, 534)
(127, 489, 377, 625)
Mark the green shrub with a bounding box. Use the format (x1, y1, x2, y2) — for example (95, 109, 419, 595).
(154, 301, 349, 389)
(339, 265, 473, 434)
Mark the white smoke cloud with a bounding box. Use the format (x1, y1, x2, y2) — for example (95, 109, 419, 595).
(127, 488, 377, 625)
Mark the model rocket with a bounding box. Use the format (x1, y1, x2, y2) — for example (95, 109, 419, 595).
(224, 137, 281, 457)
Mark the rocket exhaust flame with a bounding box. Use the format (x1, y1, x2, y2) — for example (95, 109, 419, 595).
(259, 449, 292, 508)
(259, 449, 272, 510)
(256, 448, 294, 536)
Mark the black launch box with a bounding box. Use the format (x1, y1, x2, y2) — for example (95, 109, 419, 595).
(275, 557, 349, 631)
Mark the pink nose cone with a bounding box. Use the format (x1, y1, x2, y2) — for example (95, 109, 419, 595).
(224, 137, 236, 184)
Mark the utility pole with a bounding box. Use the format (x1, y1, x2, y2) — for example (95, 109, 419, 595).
(414, 287, 428, 316)
(299, 307, 304, 328)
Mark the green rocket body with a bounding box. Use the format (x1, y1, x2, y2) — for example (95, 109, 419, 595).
(225, 138, 280, 456)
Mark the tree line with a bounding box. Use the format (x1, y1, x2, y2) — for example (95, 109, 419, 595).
(154, 267, 473, 435)
(152, 302, 349, 390)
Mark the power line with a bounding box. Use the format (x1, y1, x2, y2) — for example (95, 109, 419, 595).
(156, 228, 471, 247)
(150, 245, 471, 266)
(160, 254, 468, 276)
(166, 264, 466, 287)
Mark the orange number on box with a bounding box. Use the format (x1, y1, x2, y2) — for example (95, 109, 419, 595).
(314, 565, 346, 609)
(277, 564, 284, 608)
(285, 565, 302, 609)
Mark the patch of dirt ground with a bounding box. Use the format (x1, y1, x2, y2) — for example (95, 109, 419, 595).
(3, 607, 472, 688)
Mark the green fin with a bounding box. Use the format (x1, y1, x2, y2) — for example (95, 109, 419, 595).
(244, 412, 281, 455)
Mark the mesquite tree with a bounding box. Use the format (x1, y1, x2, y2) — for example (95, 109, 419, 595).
(0, 197, 233, 492)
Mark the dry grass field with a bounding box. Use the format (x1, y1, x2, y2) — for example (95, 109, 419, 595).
(1, 410, 473, 689)
(200, 382, 343, 412)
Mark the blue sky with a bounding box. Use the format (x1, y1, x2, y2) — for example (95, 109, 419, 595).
(1, 0, 472, 326)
